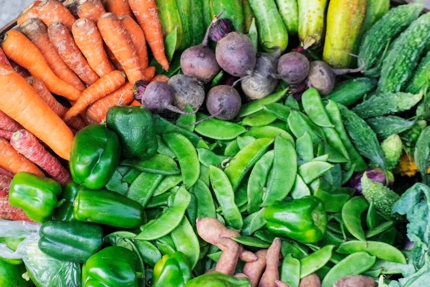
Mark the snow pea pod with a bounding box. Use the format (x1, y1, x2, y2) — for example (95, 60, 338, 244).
(321, 252, 376, 287)
(224, 137, 274, 191)
(288, 110, 324, 145)
(197, 148, 229, 168)
(298, 161, 333, 184)
(242, 208, 266, 236)
(247, 150, 274, 213)
(263, 102, 291, 122)
(290, 174, 311, 199)
(195, 115, 246, 140)
(153, 175, 183, 197)
(336, 241, 406, 264)
(242, 126, 295, 143)
(302, 87, 334, 128)
(136, 186, 191, 241)
(341, 196, 369, 241)
(146, 193, 170, 208)
(261, 136, 297, 206)
(171, 217, 200, 269)
(127, 171, 164, 208)
(176, 105, 196, 132)
(239, 88, 288, 117)
(296, 132, 314, 165)
(366, 221, 394, 239)
(313, 179, 354, 213)
(209, 165, 243, 229)
(134, 240, 162, 266)
(300, 245, 334, 278)
(153, 114, 201, 146)
(231, 236, 270, 248)
(163, 132, 200, 189)
(281, 254, 300, 287)
(121, 153, 180, 175)
(237, 136, 257, 150)
(242, 109, 278, 126)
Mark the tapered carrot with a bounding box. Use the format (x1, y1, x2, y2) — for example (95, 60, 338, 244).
(20, 18, 86, 92)
(8, 59, 31, 79)
(0, 111, 23, 132)
(77, 0, 106, 22)
(143, 66, 156, 81)
(119, 14, 148, 69)
(72, 18, 114, 77)
(48, 22, 100, 86)
(0, 138, 44, 176)
(103, 0, 134, 18)
(11, 130, 72, 185)
(128, 0, 169, 71)
(37, 0, 76, 29)
(0, 48, 12, 68)
(97, 13, 144, 83)
(0, 63, 75, 160)
(16, 1, 42, 26)
(64, 70, 126, 121)
(1, 30, 82, 101)
(86, 81, 134, 123)
(130, 99, 141, 106)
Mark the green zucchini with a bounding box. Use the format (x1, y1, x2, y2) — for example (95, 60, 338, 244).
(326, 77, 377, 107)
(358, 3, 423, 76)
(378, 11, 430, 94)
(405, 50, 430, 94)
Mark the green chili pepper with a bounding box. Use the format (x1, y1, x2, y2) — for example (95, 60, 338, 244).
(82, 246, 140, 287)
(8, 172, 61, 223)
(69, 124, 121, 190)
(264, 196, 328, 243)
(38, 221, 103, 263)
(106, 106, 157, 160)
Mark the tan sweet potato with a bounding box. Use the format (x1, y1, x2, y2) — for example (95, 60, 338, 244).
(259, 238, 282, 287)
(334, 275, 376, 287)
(243, 249, 268, 286)
(215, 237, 241, 275)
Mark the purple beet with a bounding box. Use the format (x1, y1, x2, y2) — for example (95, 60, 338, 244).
(168, 74, 206, 111)
(206, 85, 242, 120)
(277, 52, 310, 84)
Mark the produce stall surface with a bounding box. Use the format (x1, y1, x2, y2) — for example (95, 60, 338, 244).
(0, 0, 33, 28)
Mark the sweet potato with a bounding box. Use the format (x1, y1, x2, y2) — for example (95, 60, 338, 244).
(334, 275, 375, 287)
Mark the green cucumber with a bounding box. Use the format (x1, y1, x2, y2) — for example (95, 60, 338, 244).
(326, 77, 377, 107)
(209, 0, 245, 33)
(155, 0, 184, 50)
(378, 11, 430, 94)
(275, 0, 299, 35)
(176, 0, 192, 50)
(190, 0, 205, 45)
(358, 3, 423, 76)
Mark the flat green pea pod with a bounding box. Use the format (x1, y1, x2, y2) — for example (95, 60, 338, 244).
(249, 0, 288, 52)
(185, 272, 251, 286)
(153, 114, 201, 147)
(239, 88, 288, 117)
(243, 126, 294, 143)
(300, 245, 334, 278)
(155, 0, 184, 50)
(153, 175, 183, 196)
(121, 154, 180, 175)
(163, 132, 200, 189)
(341, 196, 368, 241)
(171, 217, 200, 269)
(302, 87, 334, 128)
(136, 186, 191, 241)
(231, 236, 270, 248)
(242, 110, 278, 127)
(321, 252, 376, 287)
(276, 0, 298, 35)
(290, 174, 311, 199)
(192, 179, 216, 219)
(209, 165, 243, 230)
(242, 208, 266, 235)
(296, 132, 314, 165)
(195, 114, 247, 140)
(263, 102, 291, 122)
(262, 136, 297, 206)
(281, 254, 300, 287)
(298, 160, 333, 184)
(297, 0, 328, 48)
(336, 241, 407, 264)
(127, 171, 164, 208)
(288, 110, 324, 146)
(247, 150, 274, 213)
(224, 138, 274, 191)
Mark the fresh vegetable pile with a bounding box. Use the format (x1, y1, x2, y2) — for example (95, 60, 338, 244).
(1, 0, 430, 286)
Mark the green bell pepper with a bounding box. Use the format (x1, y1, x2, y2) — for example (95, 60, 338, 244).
(38, 221, 103, 263)
(106, 106, 158, 160)
(8, 172, 62, 223)
(82, 246, 140, 287)
(152, 251, 192, 287)
(73, 188, 144, 228)
(52, 181, 82, 222)
(185, 272, 251, 287)
(264, 196, 328, 243)
(0, 260, 33, 287)
(69, 124, 121, 190)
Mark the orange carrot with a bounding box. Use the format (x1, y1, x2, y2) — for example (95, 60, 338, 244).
(0, 137, 44, 176)
(130, 99, 141, 106)
(0, 63, 75, 160)
(0, 48, 12, 68)
(143, 66, 156, 81)
(2, 30, 82, 101)
(63, 0, 80, 18)
(0, 111, 23, 132)
(11, 130, 72, 185)
(20, 18, 86, 92)
(86, 81, 134, 123)
(48, 22, 100, 86)
(151, 74, 169, 83)
(16, 1, 42, 26)
(77, 0, 106, 22)
(72, 18, 114, 77)
(102, 0, 134, 18)
(128, 0, 169, 71)
(37, 0, 77, 29)
(64, 70, 126, 121)
(119, 14, 148, 69)
(97, 13, 145, 83)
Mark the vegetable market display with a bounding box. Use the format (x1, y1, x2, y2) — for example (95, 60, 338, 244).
(1, 0, 430, 286)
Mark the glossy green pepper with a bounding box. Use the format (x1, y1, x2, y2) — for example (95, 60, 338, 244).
(69, 124, 121, 190)
(82, 246, 140, 287)
(8, 172, 62, 223)
(0, 260, 33, 287)
(52, 181, 82, 222)
(73, 188, 144, 228)
(106, 106, 158, 160)
(185, 272, 251, 287)
(152, 251, 192, 287)
(38, 221, 103, 263)
(264, 196, 328, 243)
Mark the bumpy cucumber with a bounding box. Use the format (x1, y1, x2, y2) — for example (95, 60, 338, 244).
(358, 3, 423, 76)
(323, 0, 366, 68)
(405, 50, 430, 94)
(358, 0, 390, 40)
(297, 0, 328, 48)
(326, 77, 377, 107)
(275, 0, 299, 35)
(249, 0, 289, 52)
(378, 12, 430, 94)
